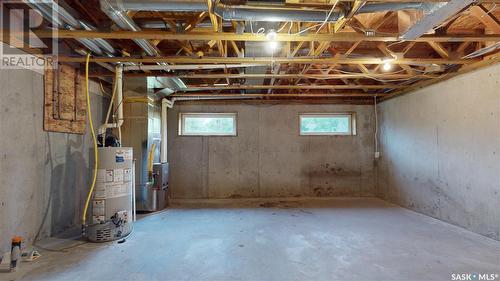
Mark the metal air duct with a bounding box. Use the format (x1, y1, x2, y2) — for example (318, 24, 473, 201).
(99, 0, 434, 23)
(214, 5, 343, 22)
(25, 0, 117, 55)
(100, 0, 161, 57)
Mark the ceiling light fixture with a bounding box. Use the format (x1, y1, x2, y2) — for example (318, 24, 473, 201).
(382, 59, 393, 71)
(266, 29, 279, 51)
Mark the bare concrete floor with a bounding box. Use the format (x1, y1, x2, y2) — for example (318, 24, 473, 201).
(9, 198, 500, 281)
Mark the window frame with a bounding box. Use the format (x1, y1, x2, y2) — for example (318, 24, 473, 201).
(178, 112, 238, 136)
(299, 112, 357, 136)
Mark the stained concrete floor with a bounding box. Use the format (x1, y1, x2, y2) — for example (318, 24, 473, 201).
(7, 198, 500, 281)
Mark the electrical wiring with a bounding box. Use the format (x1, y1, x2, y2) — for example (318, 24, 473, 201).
(82, 53, 99, 229)
(99, 81, 112, 98)
(277, 21, 291, 33)
(249, 21, 266, 36)
(315, 0, 339, 34)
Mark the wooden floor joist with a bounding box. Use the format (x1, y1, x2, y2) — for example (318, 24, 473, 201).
(58, 56, 479, 65)
(184, 84, 405, 90)
(33, 30, 500, 43)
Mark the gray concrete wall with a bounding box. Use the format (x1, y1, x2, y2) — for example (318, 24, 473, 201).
(0, 53, 108, 252)
(376, 63, 500, 240)
(168, 103, 376, 199)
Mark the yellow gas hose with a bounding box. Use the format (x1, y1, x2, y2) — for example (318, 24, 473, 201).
(82, 53, 99, 227)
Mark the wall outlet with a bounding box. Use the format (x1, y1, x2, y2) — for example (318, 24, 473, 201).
(374, 152, 380, 159)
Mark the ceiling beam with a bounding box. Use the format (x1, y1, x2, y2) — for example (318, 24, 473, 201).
(89, 72, 440, 79)
(32, 30, 500, 42)
(176, 73, 440, 79)
(58, 56, 479, 64)
(380, 53, 500, 101)
(334, 0, 366, 33)
(428, 41, 450, 58)
(171, 93, 385, 97)
(183, 84, 404, 90)
(469, 5, 500, 34)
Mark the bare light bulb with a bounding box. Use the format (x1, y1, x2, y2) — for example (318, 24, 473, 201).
(382, 62, 392, 71)
(266, 29, 279, 51)
(268, 40, 278, 50)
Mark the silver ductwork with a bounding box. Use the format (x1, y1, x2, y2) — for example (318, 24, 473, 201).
(100, 0, 161, 57)
(99, 0, 433, 24)
(80, 21, 117, 54)
(357, 3, 429, 14)
(140, 20, 233, 29)
(109, 0, 208, 12)
(25, 0, 116, 55)
(147, 77, 187, 98)
(214, 5, 343, 23)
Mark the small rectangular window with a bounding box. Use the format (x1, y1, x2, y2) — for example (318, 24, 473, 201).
(299, 113, 356, 136)
(179, 113, 237, 136)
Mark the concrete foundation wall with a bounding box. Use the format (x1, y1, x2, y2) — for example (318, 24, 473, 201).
(168, 103, 376, 199)
(376, 63, 500, 240)
(0, 52, 108, 252)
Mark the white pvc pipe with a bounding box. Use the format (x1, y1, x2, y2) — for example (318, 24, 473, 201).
(99, 65, 124, 136)
(160, 99, 173, 163)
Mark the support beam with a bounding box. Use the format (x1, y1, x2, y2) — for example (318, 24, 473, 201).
(89, 73, 440, 79)
(334, 0, 366, 33)
(183, 84, 404, 90)
(58, 55, 478, 65)
(171, 93, 385, 97)
(380, 53, 500, 101)
(469, 5, 500, 34)
(428, 41, 450, 58)
(32, 30, 500, 42)
(176, 73, 440, 79)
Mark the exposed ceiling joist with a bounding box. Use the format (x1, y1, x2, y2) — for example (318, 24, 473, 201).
(58, 56, 479, 64)
(33, 30, 500, 42)
(184, 84, 405, 90)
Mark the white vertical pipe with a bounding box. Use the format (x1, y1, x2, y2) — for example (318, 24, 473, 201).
(160, 98, 171, 163)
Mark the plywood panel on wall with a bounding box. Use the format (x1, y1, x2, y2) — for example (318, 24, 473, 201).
(44, 64, 86, 134)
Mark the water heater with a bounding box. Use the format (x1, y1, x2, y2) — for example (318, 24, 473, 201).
(87, 147, 134, 242)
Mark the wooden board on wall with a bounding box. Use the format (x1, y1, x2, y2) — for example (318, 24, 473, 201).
(44, 64, 87, 134)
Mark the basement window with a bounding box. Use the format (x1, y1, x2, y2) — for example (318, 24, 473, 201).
(179, 113, 237, 136)
(299, 113, 356, 136)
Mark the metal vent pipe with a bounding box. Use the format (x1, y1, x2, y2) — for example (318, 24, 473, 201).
(25, 0, 117, 55)
(357, 2, 428, 14)
(214, 5, 343, 22)
(102, 0, 431, 23)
